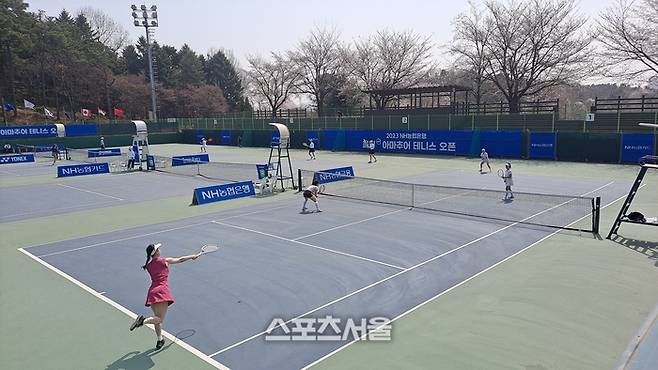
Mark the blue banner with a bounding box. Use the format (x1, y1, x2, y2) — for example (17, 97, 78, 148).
(172, 153, 210, 166)
(57, 162, 110, 177)
(65, 124, 97, 137)
(314, 166, 355, 184)
(88, 148, 121, 157)
(306, 131, 319, 146)
(192, 181, 255, 205)
(621, 134, 655, 163)
(529, 133, 557, 159)
(0, 125, 58, 138)
(256, 164, 269, 179)
(221, 130, 231, 145)
(480, 131, 522, 157)
(0, 153, 35, 165)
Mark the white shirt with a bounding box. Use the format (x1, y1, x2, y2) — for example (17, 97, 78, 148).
(201, 139, 207, 146)
(309, 141, 315, 149)
(127, 148, 135, 159)
(307, 185, 319, 194)
(481, 151, 489, 161)
(368, 141, 375, 150)
(504, 169, 513, 186)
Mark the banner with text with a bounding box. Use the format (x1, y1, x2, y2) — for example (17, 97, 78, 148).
(0, 125, 58, 139)
(621, 134, 655, 163)
(172, 153, 210, 166)
(0, 153, 35, 165)
(88, 148, 122, 157)
(57, 162, 110, 178)
(192, 181, 255, 205)
(529, 133, 557, 159)
(313, 166, 355, 184)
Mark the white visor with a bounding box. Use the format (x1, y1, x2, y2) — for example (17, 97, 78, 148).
(151, 243, 162, 257)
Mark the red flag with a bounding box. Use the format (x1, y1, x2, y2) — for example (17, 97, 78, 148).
(113, 107, 125, 118)
(81, 108, 91, 117)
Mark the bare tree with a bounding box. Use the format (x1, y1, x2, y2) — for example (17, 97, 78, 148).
(454, 0, 592, 113)
(80, 7, 129, 52)
(344, 30, 434, 109)
(289, 26, 344, 116)
(246, 53, 300, 118)
(451, 1, 491, 105)
(596, 0, 658, 83)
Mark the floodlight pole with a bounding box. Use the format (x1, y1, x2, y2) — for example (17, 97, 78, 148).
(132, 5, 158, 121)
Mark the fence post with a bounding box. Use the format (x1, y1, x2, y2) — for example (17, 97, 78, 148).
(552, 112, 555, 132)
(471, 114, 474, 130)
(427, 114, 430, 130)
(324, 115, 327, 129)
(496, 114, 499, 131)
(371, 115, 374, 131)
(388, 115, 391, 130)
(617, 110, 621, 133)
(448, 114, 451, 131)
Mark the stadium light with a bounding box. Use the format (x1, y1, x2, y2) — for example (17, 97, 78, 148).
(131, 4, 159, 121)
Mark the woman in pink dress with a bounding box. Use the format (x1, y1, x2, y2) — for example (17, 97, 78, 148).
(129, 243, 200, 349)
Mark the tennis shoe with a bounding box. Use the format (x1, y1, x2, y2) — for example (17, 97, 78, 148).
(156, 339, 165, 349)
(130, 315, 144, 331)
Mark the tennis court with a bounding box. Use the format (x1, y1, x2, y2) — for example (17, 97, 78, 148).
(2, 143, 645, 369)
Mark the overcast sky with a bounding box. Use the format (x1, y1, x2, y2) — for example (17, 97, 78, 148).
(26, 0, 616, 68)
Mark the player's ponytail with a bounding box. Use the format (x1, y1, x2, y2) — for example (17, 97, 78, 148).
(142, 244, 155, 270)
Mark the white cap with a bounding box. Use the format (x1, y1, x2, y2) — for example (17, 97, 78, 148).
(481, 148, 485, 151)
(151, 243, 162, 256)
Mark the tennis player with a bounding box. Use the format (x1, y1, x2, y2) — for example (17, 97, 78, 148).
(100, 136, 105, 150)
(308, 139, 316, 160)
(200, 137, 207, 153)
(127, 146, 135, 169)
(502, 162, 514, 200)
(302, 180, 322, 213)
(480, 148, 491, 173)
(368, 140, 377, 163)
(130, 243, 200, 349)
(51, 144, 59, 165)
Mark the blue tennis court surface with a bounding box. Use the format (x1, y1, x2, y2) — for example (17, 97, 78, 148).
(21, 174, 630, 370)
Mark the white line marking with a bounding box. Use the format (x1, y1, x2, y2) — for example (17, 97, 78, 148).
(31, 203, 293, 258)
(99, 291, 106, 295)
(0, 201, 117, 220)
(302, 184, 627, 369)
(57, 183, 125, 201)
(211, 220, 404, 270)
(18, 247, 230, 370)
(293, 191, 475, 241)
(207, 182, 615, 358)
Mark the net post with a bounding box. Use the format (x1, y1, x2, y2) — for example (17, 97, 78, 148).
(297, 169, 302, 192)
(411, 183, 415, 209)
(592, 196, 601, 234)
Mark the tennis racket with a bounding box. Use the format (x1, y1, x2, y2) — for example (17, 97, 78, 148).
(497, 169, 505, 178)
(318, 185, 326, 194)
(302, 142, 309, 148)
(199, 244, 220, 255)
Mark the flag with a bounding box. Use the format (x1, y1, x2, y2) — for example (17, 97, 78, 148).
(113, 107, 125, 118)
(64, 111, 71, 119)
(98, 108, 106, 116)
(23, 99, 35, 109)
(3, 101, 15, 112)
(81, 108, 91, 117)
(44, 108, 55, 118)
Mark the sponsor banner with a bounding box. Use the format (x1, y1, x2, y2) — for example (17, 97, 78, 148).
(0, 153, 35, 165)
(314, 166, 355, 184)
(0, 125, 58, 138)
(88, 148, 122, 157)
(192, 181, 255, 205)
(621, 133, 655, 163)
(57, 162, 110, 178)
(172, 153, 210, 166)
(529, 133, 557, 159)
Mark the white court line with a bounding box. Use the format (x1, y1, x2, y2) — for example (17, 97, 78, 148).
(302, 183, 627, 369)
(211, 220, 404, 270)
(32, 203, 293, 258)
(293, 190, 476, 241)
(0, 201, 117, 221)
(207, 182, 615, 358)
(57, 183, 125, 201)
(18, 247, 231, 370)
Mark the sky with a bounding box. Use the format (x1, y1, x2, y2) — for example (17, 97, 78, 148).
(25, 0, 617, 68)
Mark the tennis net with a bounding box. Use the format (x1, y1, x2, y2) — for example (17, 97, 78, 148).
(151, 155, 262, 183)
(298, 169, 601, 233)
(16, 144, 64, 159)
(65, 147, 131, 172)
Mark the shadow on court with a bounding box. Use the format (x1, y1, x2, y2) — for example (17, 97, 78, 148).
(105, 344, 171, 370)
(610, 234, 658, 262)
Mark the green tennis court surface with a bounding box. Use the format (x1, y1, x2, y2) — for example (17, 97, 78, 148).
(1, 144, 657, 370)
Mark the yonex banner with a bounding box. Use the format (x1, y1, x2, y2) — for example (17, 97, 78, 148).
(192, 181, 255, 205)
(314, 166, 355, 184)
(529, 133, 557, 159)
(621, 134, 655, 163)
(0, 153, 35, 164)
(172, 153, 209, 166)
(88, 148, 122, 157)
(57, 163, 110, 178)
(0, 125, 58, 138)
